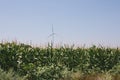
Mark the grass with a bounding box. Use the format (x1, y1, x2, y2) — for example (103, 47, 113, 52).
(61, 72, 120, 80)
(0, 68, 27, 80)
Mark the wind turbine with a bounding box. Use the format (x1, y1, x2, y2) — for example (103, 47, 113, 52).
(48, 24, 56, 47)
(48, 24, 63, 47)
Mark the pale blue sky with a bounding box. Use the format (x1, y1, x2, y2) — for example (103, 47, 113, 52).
(0, 0, 120, 47)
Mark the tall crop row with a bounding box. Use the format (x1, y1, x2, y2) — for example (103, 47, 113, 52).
(0, 42, 120, 80)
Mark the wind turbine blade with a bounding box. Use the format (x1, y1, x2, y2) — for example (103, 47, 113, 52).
(52, 24, 54, 33)
(48, 34, 53, 38)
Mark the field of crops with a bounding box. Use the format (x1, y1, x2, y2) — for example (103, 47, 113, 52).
(0, 42, 120, 80)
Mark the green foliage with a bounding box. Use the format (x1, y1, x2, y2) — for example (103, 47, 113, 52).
(0, 42, 120, 80)
(0, 68, 26, 80)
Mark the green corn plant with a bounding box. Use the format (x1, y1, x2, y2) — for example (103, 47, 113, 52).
(0, 42, 120, 80)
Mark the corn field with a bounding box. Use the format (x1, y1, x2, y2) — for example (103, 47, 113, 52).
(0, 42, 120, 80)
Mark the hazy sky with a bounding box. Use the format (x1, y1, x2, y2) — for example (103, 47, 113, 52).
(0, 0, 120, 47)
